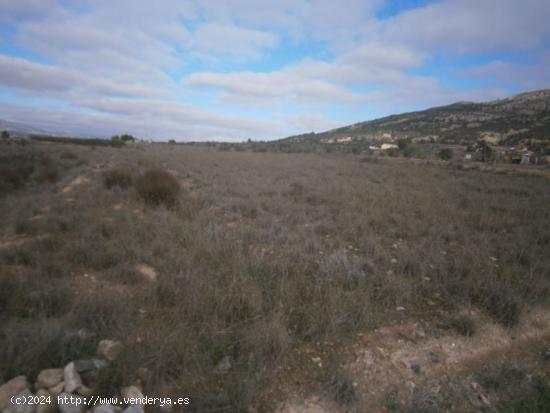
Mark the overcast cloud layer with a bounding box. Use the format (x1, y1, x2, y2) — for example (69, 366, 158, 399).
(1, 0, 549, 141)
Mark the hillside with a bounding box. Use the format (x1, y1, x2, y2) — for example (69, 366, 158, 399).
(283, 89, 550, 145)
(0, 119, 48, 137)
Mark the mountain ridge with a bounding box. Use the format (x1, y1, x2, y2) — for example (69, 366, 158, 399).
(281, 89, 550, 145)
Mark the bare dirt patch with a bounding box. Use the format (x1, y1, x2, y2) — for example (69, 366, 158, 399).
(277, 307, 550, 412)
(61, 175, 91, 193)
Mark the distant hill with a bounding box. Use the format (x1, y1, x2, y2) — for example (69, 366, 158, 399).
(0, 119, 103, 139)
(0, 119, 49, 136)
(282, 89, 550, 146)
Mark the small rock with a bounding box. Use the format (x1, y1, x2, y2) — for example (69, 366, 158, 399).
(63, 362, 83, 393)
(48, 382, 64, 396)
(134, 264, 158, 283)
(35, 389, 56, 413)
(396, 306, 406, 311)
(97, 340, 124, 362)
(57, 393, 85, 413)
(76, 329, 94, 340)
(120, 386, 143, 400)
(216, 356, 232, 371)
(36, 369, 64, 389)
(311, 357, 323, 367)
(0, 376, 30, 410)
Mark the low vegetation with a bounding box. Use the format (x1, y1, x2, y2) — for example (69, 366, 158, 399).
(103, 167, 133, 189)
(135, 168, 181, 206)
(0, 141, 549, 411)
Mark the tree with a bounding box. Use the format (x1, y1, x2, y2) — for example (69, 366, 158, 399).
(475, 140, 493, 162)
(1, 130, 9, 140)
(397, 138, 411, 150)
(438, 148, 454, 161)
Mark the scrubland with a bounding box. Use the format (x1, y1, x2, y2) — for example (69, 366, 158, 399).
(1, 141, 549, 412)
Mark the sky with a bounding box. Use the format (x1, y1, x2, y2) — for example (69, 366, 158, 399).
(0, 0, 550, 141)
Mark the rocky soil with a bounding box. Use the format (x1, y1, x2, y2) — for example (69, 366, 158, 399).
(0, 340, 154, 413)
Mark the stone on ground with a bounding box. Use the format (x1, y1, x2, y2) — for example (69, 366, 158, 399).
(36, 369, 64, 389)
(0, 376, 30, 410)
(63, 363, 82, 393)
(97, 340, 124, 362)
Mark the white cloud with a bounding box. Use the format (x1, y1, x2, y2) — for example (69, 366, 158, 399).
(0, 99, 283, 141)
(0, 0, 548, 140)
(0, 55, 80, 92)
(459, 52, 550, 90)
(185, 41, 429, 107)
(0, 0, 59, 20)
(189, 24, 278, 60)
(0, 55, 164, 98)
(378, 0, 550, 54)
(187, 70, 363, 104)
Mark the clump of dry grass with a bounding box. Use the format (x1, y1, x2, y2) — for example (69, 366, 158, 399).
(135, 168, 180, 206)
(103, 167, 133, 189)
(0, 155, 35, 193)
(319, 366, 358, 405)
(35, 156, 59, 183)
(0, 152, 61, 194)
(60, 151, 78, 160)
(439, 314, 476, 337)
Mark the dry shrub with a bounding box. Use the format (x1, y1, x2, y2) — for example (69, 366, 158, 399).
(439, 315, 476, 337)
(317, 249, 368, 290)
(35, 156, 59, 183)
(60, 151, 78, 160)
(0, 320, 97, 381)
(319, 366, 358, 405)
(136, 168, 181, 206)
(478, 289, 520, 327)
(0, 155, 34, 192)
(103, 167, 133, 189)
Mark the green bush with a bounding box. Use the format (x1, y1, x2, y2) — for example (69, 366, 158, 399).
(439, 148, 454, 161)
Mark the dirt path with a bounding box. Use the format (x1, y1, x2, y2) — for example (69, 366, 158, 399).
(277, 307, 550, 412)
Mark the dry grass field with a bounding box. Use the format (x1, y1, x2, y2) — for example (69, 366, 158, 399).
(1, 141, 549, 412)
